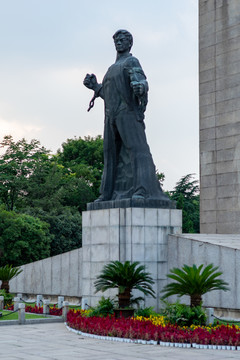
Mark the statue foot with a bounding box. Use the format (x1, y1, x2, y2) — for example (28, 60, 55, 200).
(132, 194, 145, 200)
(94, 196, 106, 202)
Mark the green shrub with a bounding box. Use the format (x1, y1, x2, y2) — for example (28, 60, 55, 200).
(161, 263, 229, 307)
(94, 261, 155, 309)
(134, 306, 157, 318)
(161, 300, 207, 326)
(86, 297, 114, 317)
(0, 289, 14, 307)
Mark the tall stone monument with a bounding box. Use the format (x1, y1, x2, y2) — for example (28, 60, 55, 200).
(200, 0, 240, 233)
(82, 30, 182, 308)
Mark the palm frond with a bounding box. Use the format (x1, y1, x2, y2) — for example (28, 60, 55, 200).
(0, 265, 22, 281)
(161, 263, 229, 305)
(94, 260, 155, 299)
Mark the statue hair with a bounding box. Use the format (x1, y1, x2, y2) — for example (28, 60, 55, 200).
(113, 29, 133, 50)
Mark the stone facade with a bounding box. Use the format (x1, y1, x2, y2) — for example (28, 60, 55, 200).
(199, 0, 240, 233)
(9, 248, 83, 298)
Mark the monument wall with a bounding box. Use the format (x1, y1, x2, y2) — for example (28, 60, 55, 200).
(9, 248, 83, 298)
(168, 234, 240, 313)
(199, 0, 240, 233)
(9, 229, 240, 314)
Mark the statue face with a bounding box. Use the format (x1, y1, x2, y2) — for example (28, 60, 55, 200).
(114, 35, 130, 53)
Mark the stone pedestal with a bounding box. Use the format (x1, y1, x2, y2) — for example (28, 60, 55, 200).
(82, 207, 182, 311)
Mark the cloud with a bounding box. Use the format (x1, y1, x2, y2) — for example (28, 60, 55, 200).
(0, 117, 43, 154)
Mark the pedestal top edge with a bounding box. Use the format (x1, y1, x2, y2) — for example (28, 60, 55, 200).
(86, 198, 176, 211)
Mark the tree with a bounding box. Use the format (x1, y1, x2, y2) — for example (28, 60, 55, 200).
(168, 174, 199, 233)
(40, 210, 82, 256)
(94, 261, 155, 308)
(156, 171, 165, 187)
(0, 135, 96, 260)
(161, 264, 229, 307)
(0, 264, 23, 293)
(0, 135, 50, 211)
(21, 164, 93, 256)
(0, 207, 51, 266)
(57, 136, 104, 197)
(24, 162, 95, 213)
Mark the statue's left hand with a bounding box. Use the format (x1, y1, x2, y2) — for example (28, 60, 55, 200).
(131, 81, 145, 96)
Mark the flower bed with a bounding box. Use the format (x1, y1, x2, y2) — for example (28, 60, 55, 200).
(67, 310, 240, 348)
(5, 304, 62, 316)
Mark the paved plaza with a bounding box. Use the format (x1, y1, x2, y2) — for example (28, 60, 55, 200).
(0, 322, 240, 360)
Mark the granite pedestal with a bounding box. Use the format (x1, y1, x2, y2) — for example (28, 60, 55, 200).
(82, 207, 182, 311)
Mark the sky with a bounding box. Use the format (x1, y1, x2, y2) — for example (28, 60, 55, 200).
(0, 0, 198, 191)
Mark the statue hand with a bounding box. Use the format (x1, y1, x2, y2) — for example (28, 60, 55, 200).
(131, 81, 145, 96)
(83, 73, 98, 90)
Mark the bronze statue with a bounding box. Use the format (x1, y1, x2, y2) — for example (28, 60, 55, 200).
(84, 30, 169, 203)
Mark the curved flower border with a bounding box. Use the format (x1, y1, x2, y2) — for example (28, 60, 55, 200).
(66, 310, 240, 350)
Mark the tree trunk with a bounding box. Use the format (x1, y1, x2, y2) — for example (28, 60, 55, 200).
(1, 280, 9, 293)
(118, 288, 131, 308)
(190, 294, 202, 307)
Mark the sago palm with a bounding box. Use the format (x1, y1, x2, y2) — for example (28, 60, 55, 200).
(94, 261, 155, 308)
(0, 265, 23, 293)
(161, 263, 229, 307)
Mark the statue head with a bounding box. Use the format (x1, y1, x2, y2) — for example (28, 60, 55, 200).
(113, 30, 133, 51)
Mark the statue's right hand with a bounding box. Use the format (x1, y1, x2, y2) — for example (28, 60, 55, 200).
(83, 73, 97, 90)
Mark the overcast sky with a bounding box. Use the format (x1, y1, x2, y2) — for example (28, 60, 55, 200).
(0, 0, 198, 191)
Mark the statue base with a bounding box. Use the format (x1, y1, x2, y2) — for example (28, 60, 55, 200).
(82, 206, 182, 310)
(87, 198, 175, 211)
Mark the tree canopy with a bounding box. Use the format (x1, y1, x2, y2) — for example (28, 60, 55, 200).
(167, 174, 199, 233)
(0, 135, 50, 211)
(57, 135, 103, 197)
(0, 207, 51, 266)
(0, 135, 100, 264)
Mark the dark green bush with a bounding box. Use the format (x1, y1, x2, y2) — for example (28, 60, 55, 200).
(0, 289, 14, 307)
(161, 300, 207, 326)
(134, 306, 157, 318)
(86, 297, 114, 317)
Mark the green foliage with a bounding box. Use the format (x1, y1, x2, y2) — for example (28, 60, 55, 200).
(0, 289, 14, 306)
(0, 135, 97, 260)
(134, 306, 157, 318)
(0, 135, 50, 211)
(86, 297, 114, 317)
(161, 264, 229, 307)
(167, 174, 199, 233)
(0, 208, 51, 266)
(0, 264, 22, 293)
(0, 264, 22, 281)
(161, 300, 207, 326)
(57, 135, 104, 197)
(94, 261, 155, 308)
(42, 210, 82, 256)
(24, 163, 95, 213)
(156, 171, 165, 187)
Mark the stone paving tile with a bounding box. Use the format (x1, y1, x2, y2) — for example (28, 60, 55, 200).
(1, 323, 240, 360)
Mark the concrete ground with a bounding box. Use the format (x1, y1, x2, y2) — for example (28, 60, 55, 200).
(1, 322, 240, 360)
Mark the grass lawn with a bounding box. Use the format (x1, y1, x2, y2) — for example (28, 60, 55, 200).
(69, 305, 81, 310)
(0, 310, 50, 321)
(13, 302, 81, 310)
